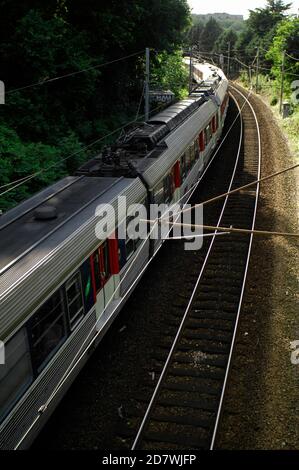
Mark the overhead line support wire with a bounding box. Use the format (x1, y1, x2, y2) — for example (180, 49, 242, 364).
(6, 50, 144, 95)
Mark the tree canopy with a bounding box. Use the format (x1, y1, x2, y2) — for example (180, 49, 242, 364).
(0, 0, 191, 210)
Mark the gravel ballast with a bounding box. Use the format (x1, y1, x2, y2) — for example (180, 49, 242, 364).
(217, 85, 299, 450)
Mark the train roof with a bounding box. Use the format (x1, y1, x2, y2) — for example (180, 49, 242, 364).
(0, 175, 146, 340)
(148, 95, 206, 131)
(0, 176, 118, 272)
(76, 61, 228, 183)
(141, 98, 218, 188)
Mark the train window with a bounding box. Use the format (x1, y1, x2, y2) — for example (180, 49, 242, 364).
(194, 140, 199, 159)
(180, 154, 187, 180)
(185, 147, 191, 170)
(198, 131, 205, 152)
(29, 289, 67, 373)
(173, 161, 181, 188)
(118, 238, 126, 270)
(117, 223, 135, 268)
(190, 143, 196, 166)
(205, 125, 212, 145)
(93, 250, 102, 293)
(81, 258, 95, 313)
(163, 173, 174, 204)
(0, 328, 33, 423)
(204, 128, 208, 146)
(66, 272, 85, 331)
(99, 241, 111, 285)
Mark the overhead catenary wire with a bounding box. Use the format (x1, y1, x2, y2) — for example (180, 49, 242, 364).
(5, 50, 144, 95)
(194, 50, 299, 77)
(0, 173, 38, 190)
(135, 82, 146, 121)
(142, 218, 299, 239)
(162, 162, 299, 221)
(285, 51, 299, 61)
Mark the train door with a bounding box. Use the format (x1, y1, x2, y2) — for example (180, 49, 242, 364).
(92, 239, 119, 320)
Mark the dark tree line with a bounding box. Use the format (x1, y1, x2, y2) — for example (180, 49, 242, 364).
(0, 0, 190, 209)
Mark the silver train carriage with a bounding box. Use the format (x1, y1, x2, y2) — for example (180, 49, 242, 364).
(0, 61, 229, 449)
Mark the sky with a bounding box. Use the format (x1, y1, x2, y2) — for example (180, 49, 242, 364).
(187, 0, 299, 18)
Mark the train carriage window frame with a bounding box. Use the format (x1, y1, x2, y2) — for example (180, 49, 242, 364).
(99, 240, 112, 286)
(28, 289, 68, 374)
(205, 124, 212, 145)
(118, 237, 126, 270)
(65, 272, 85, 331)
(0, 328, 33, 424)
(190, 142, 196, 166)
(92, 250, 102, 293)
(185, 146, 191, 170)
(194, 140, 199, 160)
(180, 153, 187, 181)
(81, 258, 95, 312)
(163, 172, 174, 204)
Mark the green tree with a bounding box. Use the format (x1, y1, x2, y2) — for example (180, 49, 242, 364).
(235, 0, 292, 65)
(151, 50, 189, 99)
(266, 17, 299, 91)
(199, 18, 223, 53)
(185, 21, 204, 47)
(247, 0, 291, 36)
(214, 29, 238, 54)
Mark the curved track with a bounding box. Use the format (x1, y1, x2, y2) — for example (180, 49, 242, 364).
(130, 85, 261, 450)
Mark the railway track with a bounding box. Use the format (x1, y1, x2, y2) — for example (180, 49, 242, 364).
(115, 84, 261, 451)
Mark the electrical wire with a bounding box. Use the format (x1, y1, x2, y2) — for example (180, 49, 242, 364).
(135, 82, 146, 121)
(6, 51, 144, 95)
(0, 173, 37, 190)
(285, 51, 299, 61)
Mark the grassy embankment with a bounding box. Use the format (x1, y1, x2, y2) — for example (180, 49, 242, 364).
(238, 72, 299, 160)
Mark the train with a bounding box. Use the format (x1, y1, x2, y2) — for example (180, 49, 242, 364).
(0, 60, 229, 449)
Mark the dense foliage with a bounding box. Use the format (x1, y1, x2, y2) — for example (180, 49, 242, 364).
(266, 17, 299, 93)
(0, 0, 190, 210)
(186, 1, 298, 102)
